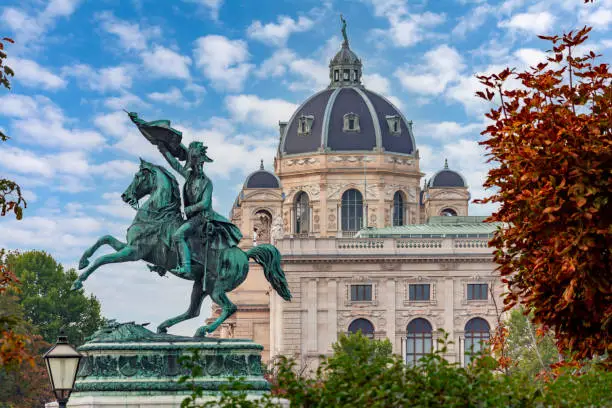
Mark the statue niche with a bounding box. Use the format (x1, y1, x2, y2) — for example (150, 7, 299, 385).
(253, 210, 272, 244)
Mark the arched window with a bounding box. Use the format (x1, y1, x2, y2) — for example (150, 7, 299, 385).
(393, 191, 404, 226)
(464, 318, 490, 365)
(294, 192, 309, 234)
(440, 208, 457, 216)
(341, 189, 363, 232)
(406, 318, 433, 365)
(348, 318, 374, 339)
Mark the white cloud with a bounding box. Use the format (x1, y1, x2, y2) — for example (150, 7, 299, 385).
(514, 48, 547, 67)
(452, 4, 493, 37)
(364, 0, 446, 48)
(0, 94, 41, 118)
(97, 11, 161, 51)
(395, 45, 465, 95)
(147, 87, 184, 103)
(7, 57, 66, 90)
(183, 0, 224, 20)
(499, 11, 555, 34)
(64, 64, 134, 92)
(224, 95, 298, 128)
(418, 121, 484, 142)
(0, 146, 55, 177)
(247, 15, 315, 47)
(0, 0, 81, 48)
(141, 45, 192, 79)
(94, 111, 159, 160)
(104, 92, 149, 110)
(193, 35, 253, 91)
(90, 161, 139, 180)
(0, 94, 105, 149)
(581, 6, 612, 29)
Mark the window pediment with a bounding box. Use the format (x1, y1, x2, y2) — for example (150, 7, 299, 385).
(386, 115, 401, 135)
(343, 112, 360, 133)
(298, 115, 314, 136)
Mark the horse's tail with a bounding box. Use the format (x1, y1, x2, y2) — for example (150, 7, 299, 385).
(246, 244, 291, 301)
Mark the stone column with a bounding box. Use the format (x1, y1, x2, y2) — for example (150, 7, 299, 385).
(386, 279, 397, 352)
(327, 279, 337, 352)
(444, 278, 455, 358)
(306, 279, 318, 352)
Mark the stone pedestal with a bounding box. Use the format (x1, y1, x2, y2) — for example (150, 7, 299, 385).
(45, 322, 287, 407)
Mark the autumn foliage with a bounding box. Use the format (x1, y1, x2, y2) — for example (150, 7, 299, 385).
(476, 27, 611, 361)
(0, 259, 33, 370)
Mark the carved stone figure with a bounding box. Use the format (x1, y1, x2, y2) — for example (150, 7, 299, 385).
(71, 112, 291, 337)
(270, 216, 285, 245)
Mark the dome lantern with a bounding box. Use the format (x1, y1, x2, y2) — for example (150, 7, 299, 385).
(329, 15, 362, 88)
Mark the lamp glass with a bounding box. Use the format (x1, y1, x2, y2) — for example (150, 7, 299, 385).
(44, 343, 81, 391)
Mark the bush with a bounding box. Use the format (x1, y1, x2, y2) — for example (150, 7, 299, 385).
(181, 332, 612, 407)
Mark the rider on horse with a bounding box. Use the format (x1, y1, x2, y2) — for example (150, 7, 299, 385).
(157, 141, 242, 278)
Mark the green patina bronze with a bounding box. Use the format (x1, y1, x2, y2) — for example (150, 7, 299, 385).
(71, 112, 292, 337)
(73, 321, 268, 394)
(340, 14, 348, 44)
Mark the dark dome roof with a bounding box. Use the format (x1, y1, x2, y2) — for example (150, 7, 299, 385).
(429, 161, 466, 188)
(280, 87, 416, 156)
(331, 46, 361, 66)
(244, 162, 281, 189)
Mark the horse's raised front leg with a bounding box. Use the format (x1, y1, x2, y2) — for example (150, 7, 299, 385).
(79, 235, 127, 270)
(195, 290, 237, 337)
(71, 246, 139, 290)
(157, 279, 206, 334)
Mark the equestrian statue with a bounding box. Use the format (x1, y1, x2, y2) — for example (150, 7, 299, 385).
(71, 112, 291, 337)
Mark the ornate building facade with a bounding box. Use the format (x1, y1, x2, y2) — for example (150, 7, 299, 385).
(208, 33, 500, 368)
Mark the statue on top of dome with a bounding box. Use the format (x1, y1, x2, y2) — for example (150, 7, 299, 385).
(340, 14, 348, 45)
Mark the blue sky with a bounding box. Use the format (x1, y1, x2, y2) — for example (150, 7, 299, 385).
(0, 0, 610, 335)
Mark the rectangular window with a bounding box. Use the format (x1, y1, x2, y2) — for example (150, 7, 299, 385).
(334, 70, 339, 81)
(343, 69, 350, 80)
(350, 284, 372, 301)
(348, 118, 355, 129)
(467, 283, 488, 300)
(409, 284, 430, 301)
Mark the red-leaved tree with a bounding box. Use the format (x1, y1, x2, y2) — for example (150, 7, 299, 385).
(477, 26, 611, 361)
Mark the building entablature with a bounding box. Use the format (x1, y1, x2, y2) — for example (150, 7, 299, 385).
(275, 236, 494, 258)
(275, 152, 421, 177)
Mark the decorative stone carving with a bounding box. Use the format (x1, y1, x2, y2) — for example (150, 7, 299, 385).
(387, 157, 414, 166)
(328, 155, 374, 163)
(384, 184, 417, 202)
(286, 157, 319, 166)
(429, 190, 468, 200)
(380, 263, 400, 271)
(287, 184, 320, 200)
(270, 216, 284, 245)
(326, 184, 344, 199)
(253, 210, 272, 244)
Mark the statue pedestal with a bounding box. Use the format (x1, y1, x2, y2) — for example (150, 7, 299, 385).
(44, 323, 287, 408)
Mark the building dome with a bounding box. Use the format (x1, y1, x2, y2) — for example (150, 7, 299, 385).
(429, 160, 466, 188)
(278, 25, 416, 157)
(244, 160, 281, 189)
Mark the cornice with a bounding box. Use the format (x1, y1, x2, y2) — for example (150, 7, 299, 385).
(280, 254, 493, 264)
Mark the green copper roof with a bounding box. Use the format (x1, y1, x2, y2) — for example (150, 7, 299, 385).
(357, 216, 501, 238)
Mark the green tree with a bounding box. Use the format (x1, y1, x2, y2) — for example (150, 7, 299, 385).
(506, 308, 559, 377)
(2, 251, 104, 345)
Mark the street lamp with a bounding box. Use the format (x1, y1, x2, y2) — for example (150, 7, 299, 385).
(44, 330, 82, 408)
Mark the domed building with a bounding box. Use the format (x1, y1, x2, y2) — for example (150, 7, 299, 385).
(209, 25, 501, 368)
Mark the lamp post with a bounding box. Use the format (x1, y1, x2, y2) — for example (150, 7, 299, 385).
(44, 330, 82, 408)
